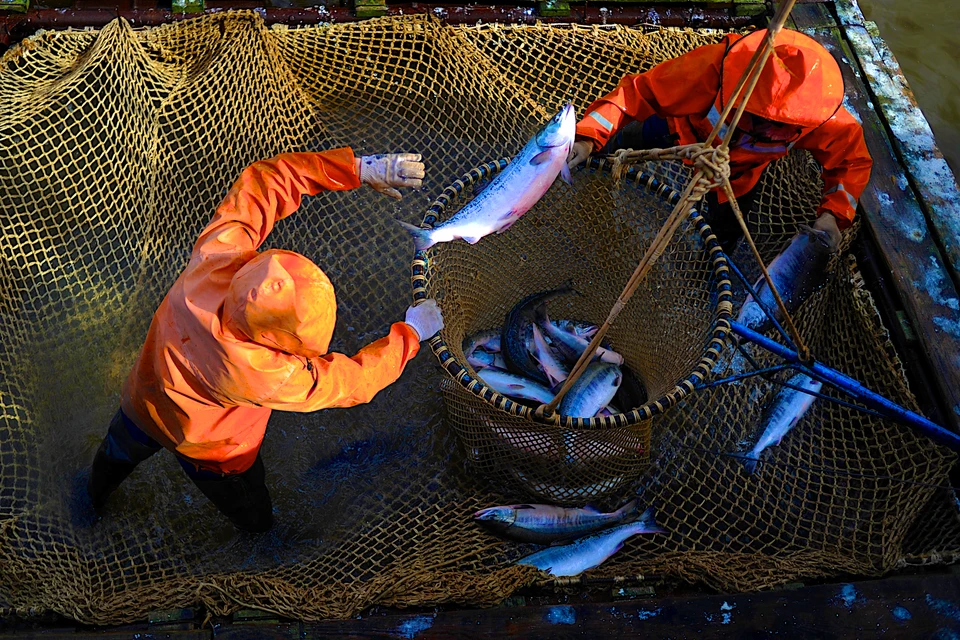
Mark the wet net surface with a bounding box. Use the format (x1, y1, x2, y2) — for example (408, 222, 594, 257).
(0, 13, 957, 624)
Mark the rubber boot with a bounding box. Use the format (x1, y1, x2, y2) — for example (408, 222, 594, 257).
(87, 410, 161, 514)
(187, 455, 273, 533)
(88, 441, 139, 514)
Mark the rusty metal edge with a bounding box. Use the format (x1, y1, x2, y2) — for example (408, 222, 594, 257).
(832, 0, 960, 428)
(0, 4, 767, 47)
(835, 0, 960, 294)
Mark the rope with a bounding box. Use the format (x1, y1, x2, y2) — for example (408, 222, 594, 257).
(542, 1, 807, 415)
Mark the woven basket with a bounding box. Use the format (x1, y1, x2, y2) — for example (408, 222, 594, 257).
(411, 157, 733, 503)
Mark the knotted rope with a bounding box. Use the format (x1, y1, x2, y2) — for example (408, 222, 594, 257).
(541, 0, 810, 418)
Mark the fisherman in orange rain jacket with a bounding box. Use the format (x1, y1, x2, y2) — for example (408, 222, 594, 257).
(567, 28, 873, 256)
(88, 149, 442, 532)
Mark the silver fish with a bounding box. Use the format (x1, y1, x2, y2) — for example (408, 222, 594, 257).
(741, 372, 822, 474)
(517, 507, 664, 576)
(738, 225, 838, 333)
(399, 104, 576, 250)
(467, 350, 507, 370)
(559, 363, 622, 419)
(537, 307, 623, 366)
(555, 320, 599, 339)
(530, 323, 569, 387)
(463, 330, 501, 359)
(474, 499, 639, 544)
(476, 369, 555, 404)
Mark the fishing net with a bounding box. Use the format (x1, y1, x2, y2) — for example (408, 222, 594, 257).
(0, 12, 956, 625)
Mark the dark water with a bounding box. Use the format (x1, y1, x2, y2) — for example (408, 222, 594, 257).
(858, 0, 960, 178)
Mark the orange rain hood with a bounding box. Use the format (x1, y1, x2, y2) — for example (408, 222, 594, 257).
(224, 249, 336, 358)
(721, 29, 844, 128)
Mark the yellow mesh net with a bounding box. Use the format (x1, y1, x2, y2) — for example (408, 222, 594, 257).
(0, 12, 957, 625)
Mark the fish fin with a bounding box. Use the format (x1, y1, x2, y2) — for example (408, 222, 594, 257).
(582, 503, 602, 514)
(615, 498, 640, 520)
(395, 220, 437, 251)
(560, 161, 573, 185)
(742, 456, 759, 475)
(495, 212, 522, 234)
(530, 150, 552, 165)
(507, 383, 525, 390)
(462, 235, 484, 244)
(514, 504, 536, 510)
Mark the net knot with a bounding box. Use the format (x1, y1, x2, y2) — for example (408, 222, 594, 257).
(682, 144, 730, 187)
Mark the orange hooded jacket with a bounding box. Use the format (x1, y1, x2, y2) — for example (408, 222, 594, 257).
(575, 30, 872, 229)
(121, 149, 420, 475)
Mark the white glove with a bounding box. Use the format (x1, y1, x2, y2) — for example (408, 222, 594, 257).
(359, 153, 425, 200)
(566, 140, 593, 170)
(404, 299, 444, 341)
(812, 212, 842, 252)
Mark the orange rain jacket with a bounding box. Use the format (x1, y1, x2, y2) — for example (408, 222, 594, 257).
(121, 149, 421, 475)
(576, 30, 872, 229)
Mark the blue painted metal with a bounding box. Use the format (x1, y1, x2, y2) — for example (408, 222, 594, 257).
(724, 256, 796, 349)
(731, 320, 960, 451)
(698, 363, 793, 388)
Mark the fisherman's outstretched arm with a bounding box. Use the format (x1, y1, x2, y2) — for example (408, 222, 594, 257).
(193, 149, 361, 257)
(264, 322, 422, 411)
(794, 109, 873, 230)
(575, 39, 732, 152)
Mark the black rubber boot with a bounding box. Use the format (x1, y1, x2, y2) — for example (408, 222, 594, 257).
(188, 455, 273, 533)
(88, 410, 161, 514)
(88, 444, 138, 514)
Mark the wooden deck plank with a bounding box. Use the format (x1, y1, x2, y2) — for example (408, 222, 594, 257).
(835, 0, 960, 285)
(792, 4, 960, 434)
(206, 574, 960, 639)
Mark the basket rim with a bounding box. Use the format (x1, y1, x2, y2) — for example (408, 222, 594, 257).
(409, 156, 733, 429)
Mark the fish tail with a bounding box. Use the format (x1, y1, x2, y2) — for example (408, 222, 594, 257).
(396, 220, 437, 251)
(637, 507, 666, 533)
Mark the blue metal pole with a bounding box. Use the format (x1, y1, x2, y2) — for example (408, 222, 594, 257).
(730, 320, 960, 452)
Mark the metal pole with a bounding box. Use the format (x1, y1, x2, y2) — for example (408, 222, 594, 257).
(730, 320, 960, 452)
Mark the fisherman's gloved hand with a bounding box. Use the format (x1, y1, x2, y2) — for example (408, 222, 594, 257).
(359, 153, 425, 200)
(404, 299, 444, 341)
(812, 211, 842, 251)
(566, 140, 593, 170)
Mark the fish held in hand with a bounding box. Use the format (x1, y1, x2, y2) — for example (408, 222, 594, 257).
(398, 104, 577, 251)
(737, 225, 838, 334)
(741, 372, 822, 474)
(517, 507, 664, 577)
(474, 499, 639, 544)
